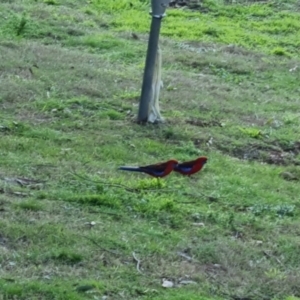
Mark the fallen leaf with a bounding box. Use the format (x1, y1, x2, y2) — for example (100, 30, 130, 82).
(75, 285, 95, 293)
(192, 222, 205, 227)
(131, 33, 139, 40)
(162, 279, 174, 288)
(179, 280, 197, 285)
(280, 171, 298, 181)
(85, 221, 96, 228)
(289, 66, 298, 72)
(11, 191, 30, 197)
(177, 251, 193, 261)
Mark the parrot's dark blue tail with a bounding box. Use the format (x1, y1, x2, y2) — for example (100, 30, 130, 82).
(118, 166, 142, 172)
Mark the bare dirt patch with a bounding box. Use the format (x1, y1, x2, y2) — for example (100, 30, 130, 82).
(186, 118, 223, 127)
(216, 139, 300, 166)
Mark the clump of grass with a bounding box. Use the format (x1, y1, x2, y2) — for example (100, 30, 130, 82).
(175, 141, 202, 157)
(44, 0, 59, 5)
(136, 178, 166, 189)
(239, 127, 262, 138)
(16, 14, 27, 36)
(0, 12, 43, 39)
(50, 250, 83, 265)
(69, 194, 121, 208)
(67, 34, 125, 50)
(134, 195, 178, 216)
(0, 121, 29, 135)
(249, 203, 295, 218)
(15, 200, 44, 211)
(0, 280, 86, 299)
(272, 47, 289, 56)
(105, 109, 124, 120)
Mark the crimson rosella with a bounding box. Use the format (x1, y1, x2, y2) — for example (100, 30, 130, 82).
(118, 159, 178, 178)
(174, 156, 208, 176)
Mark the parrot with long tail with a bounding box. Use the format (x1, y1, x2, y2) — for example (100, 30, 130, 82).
(174, 156, 208, 176)
(118, 159, 178, 178)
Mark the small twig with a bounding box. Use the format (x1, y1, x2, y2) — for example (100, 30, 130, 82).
(144, 187, 177, 192)
(81, 235, 119, 256)
(263, 250, 284, 266)
(72, 171, 173, 193)
(132, 251, 142, 274)
(15, 235, 27, 243)
(96, 210, 122, 217)
(181, 191, 220, 202)
(175, 201, 198, 204)
(4, 188, 31, 197)
(177, 251, 193, 262)
(72, 172, 138, 192)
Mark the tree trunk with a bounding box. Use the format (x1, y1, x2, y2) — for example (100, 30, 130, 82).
(147, 45, 164, 123)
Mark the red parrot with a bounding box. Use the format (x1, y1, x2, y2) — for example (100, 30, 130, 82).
(174, 156, 208, 176)
(118, 159, 178, 178)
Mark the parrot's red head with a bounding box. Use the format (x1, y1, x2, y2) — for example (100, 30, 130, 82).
(196, 157, 208, 165)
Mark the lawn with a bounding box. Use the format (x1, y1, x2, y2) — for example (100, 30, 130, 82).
(0, 0, 300, 299)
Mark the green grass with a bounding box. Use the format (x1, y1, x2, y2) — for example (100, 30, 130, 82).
(90, 0, 300, 56)
(0, 0, 300, 299)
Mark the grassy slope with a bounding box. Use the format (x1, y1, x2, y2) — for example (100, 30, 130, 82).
(0, 0, 300, 299)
